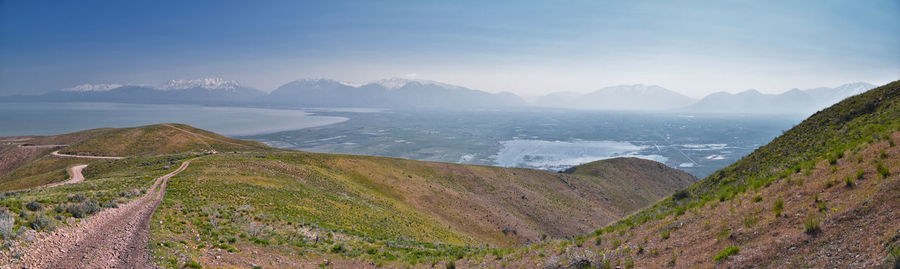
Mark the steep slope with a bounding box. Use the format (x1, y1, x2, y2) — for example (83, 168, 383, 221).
(485, 80, 899, 268)
(533, 85, 696, 111)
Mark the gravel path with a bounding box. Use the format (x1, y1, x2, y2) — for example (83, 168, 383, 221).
(7, 160, 192, 269)
(43, 164, 88, 188)
(51, 150, 123, 160)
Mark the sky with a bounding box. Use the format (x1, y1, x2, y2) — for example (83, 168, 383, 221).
(1, 0, 898, 97)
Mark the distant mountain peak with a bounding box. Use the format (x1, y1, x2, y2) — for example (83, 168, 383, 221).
(284, 78, 358, 88)
(371, 77, 464, 90)
(162, 77, 240, 90)
(62, 83, 123, 92)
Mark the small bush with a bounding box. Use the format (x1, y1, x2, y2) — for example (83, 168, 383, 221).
(773, 198, 784, 217)
(713, 246, 739, 261)
(330, 244, 345, 253)
(594, 236, 602, 246)
(804, 215, 821, 235)
(30, 214, 54, 231)
(856, 169, 866, 180)
(742, 215, 758, 228)
(844, 176, 854, 188)
(25, 201, 42, 211)
(752, 195, 762, 202)
(446, 260, 456, 269)
(184, 261, 202, 269)
(54, 205, 65, 213)
(673, 189, 690, 200)
(877, 162, 890, 178)
(0, 210, 14, 239)
(660, 229, 670, 240)
(67, 193, 87, 202)
(83, 200, 101, 215)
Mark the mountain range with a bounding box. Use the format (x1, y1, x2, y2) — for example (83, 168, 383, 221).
(0, 78, 877, 114)
(0, 81, 896, 267)
(532, 84, 697, 111)
(683, 82, 875, 114)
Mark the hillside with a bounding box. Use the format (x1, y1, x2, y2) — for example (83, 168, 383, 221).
(0, 123, 269, 190)
(0, 124, 696, 268)
(481, 80, 900, 268)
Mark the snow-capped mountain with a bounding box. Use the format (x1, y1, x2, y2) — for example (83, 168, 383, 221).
(533, 84, 696, 111)
(62, 83, 123, 92)
(266, 78, 525, 109)
(370, 77, 464, 90)
(29, 77, 265, 105)
(161, 78, 240, 90)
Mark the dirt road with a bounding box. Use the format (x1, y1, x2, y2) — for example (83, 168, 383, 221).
(51, 150, 123, 160)
(43, 164, 88, 188)
(9, 160, 192, 269)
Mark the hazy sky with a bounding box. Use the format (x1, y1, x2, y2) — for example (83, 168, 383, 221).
(1, 0, 898, 97)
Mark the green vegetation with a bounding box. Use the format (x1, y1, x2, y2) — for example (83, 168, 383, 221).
(0, 154, 189, 243)
(877, 161, 890, 178)
(595, 81, 900, 235)
(773, 198, 784, 217)
(803, 215, 822, 235)
(713, 246, 739, 261)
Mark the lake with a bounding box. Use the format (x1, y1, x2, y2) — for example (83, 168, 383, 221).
(0, 102, 347, 136)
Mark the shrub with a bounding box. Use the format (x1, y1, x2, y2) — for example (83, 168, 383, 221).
(844, 176, 854, 188)
(804, 215, 821, 235)
(67, 193, 87, 202)
(660, 229, 670, 240)
(0, 210, 14, 239)
(673, 189, 690, 200)
(773, 198, 784, 217)
(83, 200, 101, 215)
(742, 215, 758, 228)
(877, 162, 890, 178)
(330, 244, 345, 253)
(713, 246, 739, 261)
(856, 169, 866, 180)
(26, 201, 42, 211)
(30, 214, 54, 231)
(594, 236, 602, 246)
(101, 201, 118, 208)
(446, 260, 456, 269)
(752, 195, 762, 202)
(67, 200, 101, 218)
(574, 236, 585, 247)
(184, 261, 202, 268)
(54, 205, 65, 213)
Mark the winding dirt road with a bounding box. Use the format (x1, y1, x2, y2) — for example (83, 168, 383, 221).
(51, 150, 124, 160)
(9, 160, 192, 269)
(43, 164, 88, 188)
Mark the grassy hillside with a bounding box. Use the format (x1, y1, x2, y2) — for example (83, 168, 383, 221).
(0, 124, 271, 190)
(148, 153, 695, 268)
(483, 80, 900, 268)
(0, 124, 696, 268)
(61, 123, 269, 156)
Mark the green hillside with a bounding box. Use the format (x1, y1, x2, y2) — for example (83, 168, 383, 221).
(483, 80, 900, 268)
(0, 124, 696, 268)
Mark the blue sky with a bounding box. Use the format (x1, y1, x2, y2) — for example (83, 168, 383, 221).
(1, 0, 898, 97)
